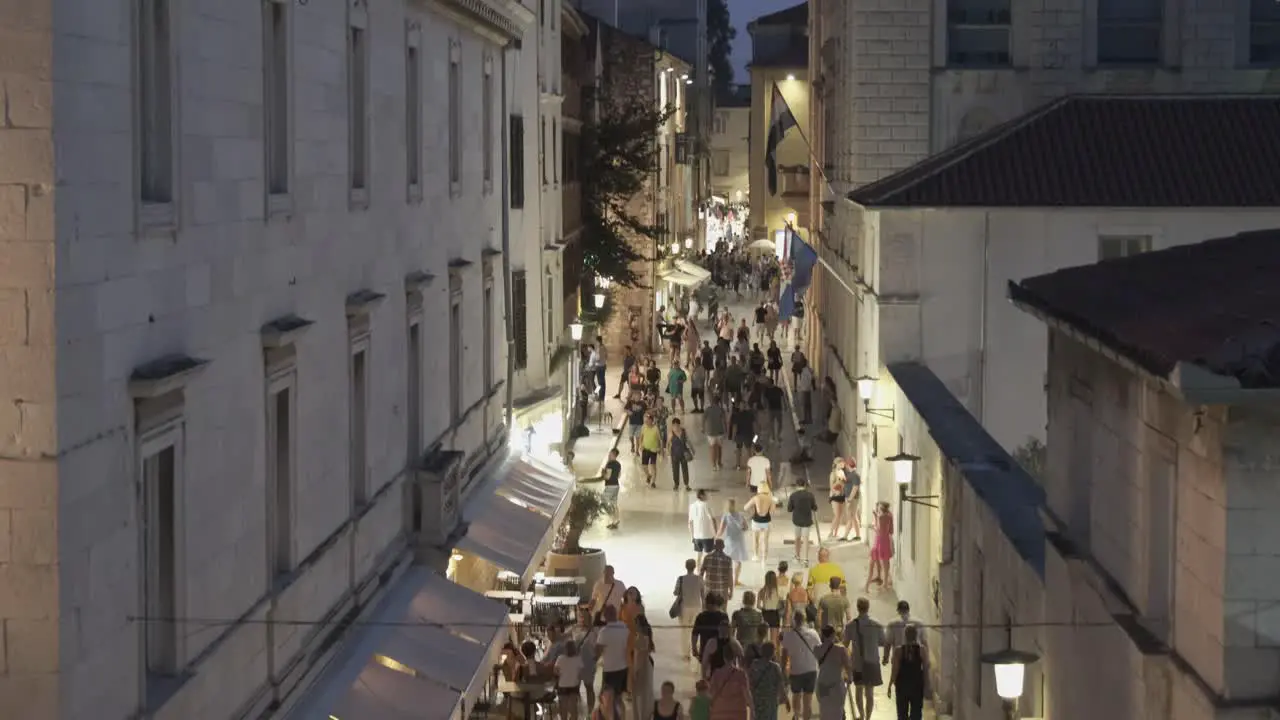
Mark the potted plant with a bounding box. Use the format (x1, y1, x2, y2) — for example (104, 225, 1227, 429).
(544, 488, 615, 601)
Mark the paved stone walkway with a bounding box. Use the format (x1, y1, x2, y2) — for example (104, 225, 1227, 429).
(569, 299, 929, 720)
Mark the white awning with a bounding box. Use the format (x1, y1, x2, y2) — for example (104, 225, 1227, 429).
(658, 267, 705, 288)
(675, 260, 712, 281)
(288, 567, 509, 720)
(453, 453, 576, 586)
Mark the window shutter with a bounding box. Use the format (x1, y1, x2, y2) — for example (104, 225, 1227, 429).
(512, 271, 529, 369)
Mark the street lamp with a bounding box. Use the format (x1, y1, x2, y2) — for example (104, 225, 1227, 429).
(785, 212, 797, 226)
(670, 241, 681, 254)
(887, 442, 938, 508)
(855, 375, 875, 401)
(981, 624, 1041, 720)
(569, 322, 584, 341)
(593, 292, 606, 308)
(786, 73, 796, 81)
(684, 237, 693, 249)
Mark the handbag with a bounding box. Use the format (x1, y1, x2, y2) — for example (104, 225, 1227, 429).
(669, 577, 683, 620)
(593, 581, 616, 625)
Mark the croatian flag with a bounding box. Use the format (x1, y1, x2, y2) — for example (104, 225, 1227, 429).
(765, 84, 798, 196)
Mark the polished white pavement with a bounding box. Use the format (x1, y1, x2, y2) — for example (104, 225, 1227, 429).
(576, 300, 919, 719)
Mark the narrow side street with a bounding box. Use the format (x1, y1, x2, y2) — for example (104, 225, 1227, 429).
(572, 299, 919, 720)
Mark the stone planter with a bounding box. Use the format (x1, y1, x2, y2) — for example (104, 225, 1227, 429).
(544, 547, 607, 603)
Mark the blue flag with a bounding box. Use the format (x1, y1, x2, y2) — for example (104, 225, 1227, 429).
(779, 282, 796, 321)
(789, 228, 818, 296)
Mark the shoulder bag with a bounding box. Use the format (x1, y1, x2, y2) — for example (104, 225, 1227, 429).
(593, 581, 616, 626)
(669, 577, 683, 619)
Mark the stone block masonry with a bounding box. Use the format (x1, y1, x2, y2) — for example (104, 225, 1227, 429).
(0, 10, 61, 720)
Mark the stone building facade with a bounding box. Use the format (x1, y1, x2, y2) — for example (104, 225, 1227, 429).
(0, 0, 528, 717)
(586, 19, 692, 357)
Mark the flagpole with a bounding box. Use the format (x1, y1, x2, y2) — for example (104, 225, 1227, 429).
(771, 81, 833, 187)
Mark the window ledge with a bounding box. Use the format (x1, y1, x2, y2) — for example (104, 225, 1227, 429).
(345, 289, 387, 319)
(405, 270, 436, 294)
(139, 202, 177, 237)
(349, 187, 369, 210)
(129, 354, 210, 399)
(261, 314, 315, 349)
(267, 193, 293, 221)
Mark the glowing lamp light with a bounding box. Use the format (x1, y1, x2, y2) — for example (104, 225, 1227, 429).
(680, 73, 689, 80)
(981, 648, 1041, 700)
(856, 376, 875, 401)
(569, 322, 584, 341)
(670, 241, 681, 253)
(686, 78, 693, 85)
(594, 292, 606, 308)
(685, 237, 693, 249)
(785, 212, 797, 226)
(786, 73, 796, 81)
(886, 451, 921, 486)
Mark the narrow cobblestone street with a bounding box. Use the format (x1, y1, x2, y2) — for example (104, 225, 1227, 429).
(570, 299, 924, 720)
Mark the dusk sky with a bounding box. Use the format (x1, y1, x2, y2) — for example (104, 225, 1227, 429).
(729, 0, 797, 83)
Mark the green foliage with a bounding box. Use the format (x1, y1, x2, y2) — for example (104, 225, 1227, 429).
(707, 0, 736, 96)
(553, 488, 616, 554)
(581, 96, 674, 288)
(1013, 437, 1047, 482)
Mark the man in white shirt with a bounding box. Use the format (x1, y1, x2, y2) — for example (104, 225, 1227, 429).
(590, 565, 626, 616)
(688, 490, 717, 569)
(745, 445, 772, 493)
(844, 597, 887, 720)
(594, 605, 630, 695)
(674, 558, 706, 659)
(780, 611, 822, 720)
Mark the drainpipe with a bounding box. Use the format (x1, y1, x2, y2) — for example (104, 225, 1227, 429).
(502, 45, 516, 431)
(976, 211, 990, 423)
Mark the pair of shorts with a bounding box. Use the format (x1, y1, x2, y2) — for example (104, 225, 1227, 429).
(829, 495, 846, 504)
(751, 520, 770, 531)
(629, 423, 642, 437)
(641, 449, 658, 465)
(794, 525, 813, 540)
(602, 486, 619, 503)
(601, 669, 627, 694)
(854, 663, 884, 687)
(761, 609, 781, 627)
(693, 537, 715, 552)
(735, 437, 752, 449)
(789, 671, 817, 694)
(707, 435, 723, 447)
(557, 686, 580, 697)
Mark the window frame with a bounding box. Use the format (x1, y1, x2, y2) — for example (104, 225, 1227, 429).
(137, 420, 187, 680)
(349, 333, 370, 508)
(510, 114, 526, 208)
(483, 279, 495, 390)
(449, 292, 464, 423)
(1097, 233, 1153, 260)
(265, 366, 297, 578)
(944, 0, 1013, 68)
(1244, 0, 1280, 66)
(347, 3, 371, 207)
(540, 116, 548, 186)
(483, 53, 495, 194)
(263, 0, 294, 217)
(449, 39, 463, 196)
(134, 0, 181, 234)
(1093, 0, 1164, 66)
(406, 21, 424, 202)
(512, 270, 529, 370)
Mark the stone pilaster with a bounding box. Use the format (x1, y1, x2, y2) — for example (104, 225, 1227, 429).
(0, 0, 60, 717)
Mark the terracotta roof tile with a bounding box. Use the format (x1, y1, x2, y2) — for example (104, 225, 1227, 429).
(1008, 229, 1280, 386)
(849, 95, 1280, 208)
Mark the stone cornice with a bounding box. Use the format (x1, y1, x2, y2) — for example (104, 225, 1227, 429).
(423, 0, 533, 45)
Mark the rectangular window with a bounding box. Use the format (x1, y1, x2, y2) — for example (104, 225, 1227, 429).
(449, 43, 462, 189)
(713, 112, 727, 135)
(540, 0, 546, 26)
(449, 301, 462, 422)
(1097, 0, 1161, 65)
(946, 0, 1012, 67)
(406, 25, 422, 195)
(540, 117, 548, 185)
(141, 436, 180, 675)
(552, 119, 559, 184)
(264, 0, 290, 198)
(483, 284, 495, 390)
(407, 321, 423, 462)
(1145, 438, 1176, 642)
(350, 344, 368, 506)
(512, 270, 529, 370)
(267, 380, 294, 575)
(1250, 0, 1280, 65)
(544, 276, 555, 348)
(712, 150, 730, 176)
(137, 0, 174, 208)
(483, 56, 494, 188)
(510, 115, 526, 208)
(1098, 234, 1151, 260)
(348, 22, 369, 196)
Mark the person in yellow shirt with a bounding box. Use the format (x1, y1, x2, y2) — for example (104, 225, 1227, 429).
(639, 413, 662, 488)
(806, 548, 846, 605)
